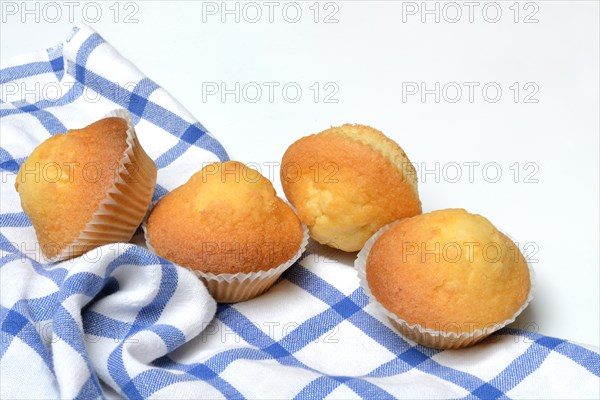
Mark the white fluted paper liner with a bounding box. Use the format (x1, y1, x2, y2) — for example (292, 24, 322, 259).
(355, 220, 536, 349)
(143, 220, 309, 303)
(48, 109, 157, 262)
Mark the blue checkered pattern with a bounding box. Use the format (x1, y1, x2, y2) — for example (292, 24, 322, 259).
(1, 24, 599, 399)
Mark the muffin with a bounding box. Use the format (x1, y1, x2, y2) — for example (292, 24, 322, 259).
(15, 109, 157, 261)
(281, 124, 421, 252)
(356, 208, 533, 349)
(145, 161, 307, 302)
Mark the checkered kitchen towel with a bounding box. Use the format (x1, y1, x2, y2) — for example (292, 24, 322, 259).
(1, 24, 599, 399)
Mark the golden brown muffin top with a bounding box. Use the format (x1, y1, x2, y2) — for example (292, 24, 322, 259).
(320, 124, 418, 193)
(15, 117, 129, 259)
(281, 124, 421, 251)
(366, 208, 531, 334)
(147, 161, 304, 274)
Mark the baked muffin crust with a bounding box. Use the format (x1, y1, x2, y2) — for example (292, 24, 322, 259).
(366, 209, 531, 333)
(16, 117, 129, 259)
(147, 161, 303, 274)
(281, 124, 421, 252)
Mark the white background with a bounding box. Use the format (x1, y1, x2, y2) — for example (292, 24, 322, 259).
(1, 1, 598, 347)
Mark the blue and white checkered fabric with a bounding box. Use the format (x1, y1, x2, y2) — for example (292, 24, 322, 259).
(1, 24, 599, 399)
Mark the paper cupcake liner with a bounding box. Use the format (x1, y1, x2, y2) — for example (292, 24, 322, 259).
(143, 219, 309, 303)
(355, 220, 536, 349)
(47, 109, 157, 262)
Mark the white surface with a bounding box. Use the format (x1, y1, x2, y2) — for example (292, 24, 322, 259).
(1, 1, 598, 347)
